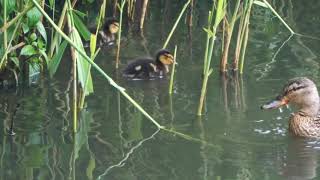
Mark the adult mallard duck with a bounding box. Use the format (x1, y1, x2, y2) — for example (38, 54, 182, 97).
(261, 77, 320, 137)
(122, 49, 174, 80)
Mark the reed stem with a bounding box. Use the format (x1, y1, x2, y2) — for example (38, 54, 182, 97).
(169, 45, 177, 94)
(239, 23, 249, 74)
(162, 0, 191, 49)
(3, 0, 8, 63)
(66, 0, 78, 133)
(116, 0, 126, 69)
(261, 0, 295, 34)
(220, 0, 241, 73)
(198, 0, 224, 115)
(140, 0, 148, 29)
(0, 18, 23, 70)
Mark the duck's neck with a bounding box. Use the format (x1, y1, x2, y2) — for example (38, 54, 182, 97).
(299, 92, 320, 117)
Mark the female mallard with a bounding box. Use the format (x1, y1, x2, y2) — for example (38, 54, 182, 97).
(261, 77, 320, 137)
(89, 18, 119, 46)
(122, 49, 174, 80)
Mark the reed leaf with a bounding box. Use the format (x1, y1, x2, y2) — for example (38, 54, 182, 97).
(36, 21, 47, 43)
(73, 12, 91, 41)
(48, 40, 68, 77)
(73, 29, 94, 95)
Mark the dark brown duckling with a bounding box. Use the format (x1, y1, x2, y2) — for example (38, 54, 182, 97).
(89, 17, 119, 46)
(122, 49, 174, 80)
(261, 77, 320, 138)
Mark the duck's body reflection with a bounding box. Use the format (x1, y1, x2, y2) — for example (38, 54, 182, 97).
(282, 137, 320, 180)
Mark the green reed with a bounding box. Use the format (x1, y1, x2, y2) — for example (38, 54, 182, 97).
(116, 0, 126, 69)
(48, 1, 68, 58)
(220, 0, 241, 73)
(3, 0, 8, 64)
(140, 0, 148, 29)
(198, 0, 225, 115)
(79, 0, 106, 109)
(233, 0, 253, 72)
(239, 0, 253, 73)
(169, 45, 177, 94)
(66, 0, 78, 132)
(162, 0, 191, 49)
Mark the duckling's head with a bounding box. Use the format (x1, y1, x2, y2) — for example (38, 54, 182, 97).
(155, 49, 174, 65)
(261, 77, 320, 116)
(103, 18, 119, 34)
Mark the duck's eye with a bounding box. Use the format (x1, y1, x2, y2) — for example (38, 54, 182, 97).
(284, 84, 307, 96)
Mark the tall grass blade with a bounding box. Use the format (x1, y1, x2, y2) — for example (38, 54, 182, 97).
(73, 12, 91, 41)
(49, 40, 68, 77)
(169, 45, 177, 94)
(116, 0, 126, 69)
(260, 0, 295, 34)
(162, 0, 191, 49)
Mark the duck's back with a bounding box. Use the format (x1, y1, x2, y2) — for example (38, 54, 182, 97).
(123, 58, 158, 79)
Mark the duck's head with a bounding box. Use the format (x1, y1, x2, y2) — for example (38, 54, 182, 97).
(261, 77, 320, 116)
(155, 49, 174, 66)
(103, 18, 119, 34)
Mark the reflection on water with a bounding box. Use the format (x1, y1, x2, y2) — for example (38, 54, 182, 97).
(282, 137, 320, 180)
(1, 0, 320, 179)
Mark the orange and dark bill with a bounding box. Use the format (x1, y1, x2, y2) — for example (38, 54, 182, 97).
(261, 96, 289, 110)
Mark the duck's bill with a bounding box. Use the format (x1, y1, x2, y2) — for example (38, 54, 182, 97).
(261, 99, 288, 110)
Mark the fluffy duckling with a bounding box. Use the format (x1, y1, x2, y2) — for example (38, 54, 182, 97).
(89, 18, 119, 46)
(123, 49, 174, 80)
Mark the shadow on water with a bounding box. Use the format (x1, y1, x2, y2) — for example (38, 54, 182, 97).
(1, 0, 320, 179)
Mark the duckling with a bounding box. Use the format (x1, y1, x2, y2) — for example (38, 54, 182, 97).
(261, 77, 320, 137)
(89, 17, 119, 46)
(122, 49, 174, 80)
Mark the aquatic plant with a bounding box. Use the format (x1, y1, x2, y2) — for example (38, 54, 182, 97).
(169, 45, 177, 94)
(198, 0, 225, 115)
(162, 0, 191, 49)
(116, 0, 126, 69)
(220, 0, 241, 73)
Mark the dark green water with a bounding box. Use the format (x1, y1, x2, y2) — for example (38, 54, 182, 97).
(1, 0, 320, 179)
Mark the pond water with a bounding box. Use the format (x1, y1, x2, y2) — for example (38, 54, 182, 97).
(1, 0, 320, 179)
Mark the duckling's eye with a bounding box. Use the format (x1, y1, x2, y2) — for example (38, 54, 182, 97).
(113, 22, 119, 27)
